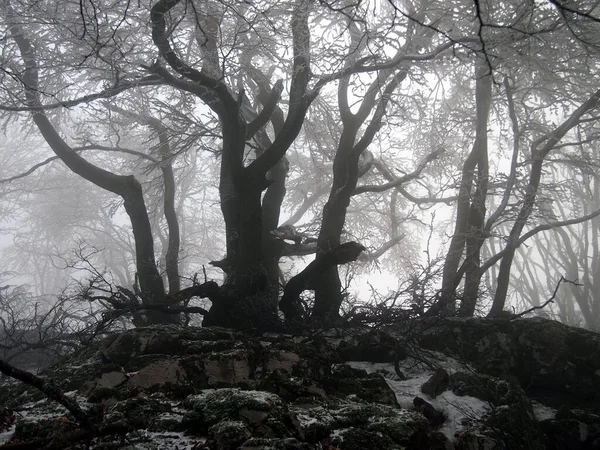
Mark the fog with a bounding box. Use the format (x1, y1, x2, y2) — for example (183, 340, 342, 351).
(1, 0, 599, 348)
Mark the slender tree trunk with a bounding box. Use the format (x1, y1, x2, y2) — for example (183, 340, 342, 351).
(490, 88, 600, 316)
(107, 106, 182, 295)
(440, 60, 492, 316)
(261, 154, 288, 299)
(157, 128, 181, 294)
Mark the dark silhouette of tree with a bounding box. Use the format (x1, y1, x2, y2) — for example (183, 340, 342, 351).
(2, 0, 600, 331)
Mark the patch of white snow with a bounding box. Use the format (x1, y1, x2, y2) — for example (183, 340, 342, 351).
(531, 401, 556, 421)
(347, 355, 490, 443)
(0, 424, 16, 446)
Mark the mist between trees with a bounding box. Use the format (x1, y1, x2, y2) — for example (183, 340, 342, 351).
(1, 0, 600, 344)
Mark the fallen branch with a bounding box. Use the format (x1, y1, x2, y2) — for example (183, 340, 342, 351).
(0, 421, 132, 450)
(166, 280, 220, 306)
(0, 359, 94, 430)
(0, 356, 133, 449)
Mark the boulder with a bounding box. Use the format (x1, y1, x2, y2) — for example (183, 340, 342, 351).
(415, 317, 600, 408)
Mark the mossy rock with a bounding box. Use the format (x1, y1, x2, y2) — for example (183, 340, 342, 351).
(209, 420, 252, 449)
(12, 417, 79, 444)
(331, 427, 399, 450)
(330, 401, 429, 448)
(323, 364, 399, 406)
(289, 405, 336, 442)
(450, 372, 530, 411)
(183, 388, 290, 439)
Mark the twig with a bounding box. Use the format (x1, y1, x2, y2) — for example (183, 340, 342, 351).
(512, 276, 580, 319)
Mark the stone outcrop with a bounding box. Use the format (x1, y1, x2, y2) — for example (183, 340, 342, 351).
(413, 317, 600, 409)
(0, 317, 599, 449)
(0, 326, 429, 449)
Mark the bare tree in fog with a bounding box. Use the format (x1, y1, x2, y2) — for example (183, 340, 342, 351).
(0, 0, 600, 333)
(511, 141, 600, 331)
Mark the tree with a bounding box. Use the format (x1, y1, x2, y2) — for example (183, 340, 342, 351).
(2, 0, 600, 331)
(511, 142, 600, 330)
(414, 0, 600, 318)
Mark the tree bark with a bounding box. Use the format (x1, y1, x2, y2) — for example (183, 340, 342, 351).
(313, 67, 407, 320)
(106, 105, 181, 294)
(280, 242, 365, 323)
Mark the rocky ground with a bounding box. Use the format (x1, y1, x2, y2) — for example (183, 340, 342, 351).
(0, 317, 599, 449)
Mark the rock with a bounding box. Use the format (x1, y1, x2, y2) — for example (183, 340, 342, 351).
(183, 389, 287, 433)
(239, 437, 319, 449)
(258, 368, 327, 403)
(289, 404, 336, 442)
(450, 371, 546, 450)
(413, 396, 445, 427)
(2, 319, 600, 449)
(430, 430, 453, 450)
(415, 317, 600, 408)
(210, 420, 252, 450)
(336, 329, 406, 363)
(12, 417, 79, 446)
(540, 408, 600, 450)
(324, 364, 399, 406)
(330, 401, 430, 448)
(455, 426, 505, 450)
(421, 368, 449, 398)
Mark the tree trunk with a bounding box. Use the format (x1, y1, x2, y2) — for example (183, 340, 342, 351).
(313, 127, 362, 320)
(151, 0, 314, 331)
(9, 18, 174, 324)
(440, 60, 491, 316)
(157, 128, 181, 294)
(490, 88, 600, 316)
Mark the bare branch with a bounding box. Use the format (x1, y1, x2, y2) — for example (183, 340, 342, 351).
(485, 76, 520, 228)
(482, 207, 600, 273)
(0, 145, 159, 185)
(353, 149, 445, 195)
(313, 38, 479, 91)
(246, 79, 284, 139)
(511, 276, 582, 319)
(247, 0, 316, 177)
(0, 76, 163, 112)
(0, 359, 94, 430)
(150, 0, 236, 113)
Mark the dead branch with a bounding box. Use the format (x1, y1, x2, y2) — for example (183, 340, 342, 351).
(0, 359, 94, 430)
(512, 276, 581, 319)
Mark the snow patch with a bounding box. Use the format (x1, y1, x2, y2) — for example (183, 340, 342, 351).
(0, 424, 16, 446)
(531, 401, 556, 421)
(134, 430, 207, 449)
(347, 356, 491, 441)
